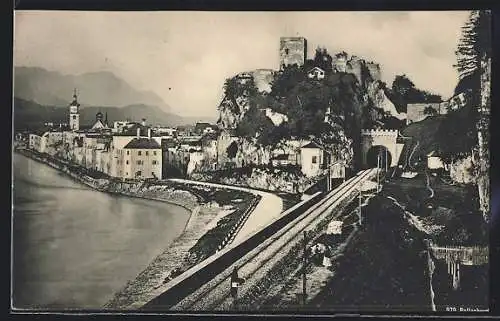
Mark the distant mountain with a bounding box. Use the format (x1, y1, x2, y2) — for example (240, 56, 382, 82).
(14, 67, 171, 110)
(13, 98, 214, 131)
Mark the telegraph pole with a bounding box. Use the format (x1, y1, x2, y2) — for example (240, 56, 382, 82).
(358, 187, 363, 225)
(385, 148, 388, 172)
(302, 230, 307, 306)
(377, 152, 380, 192)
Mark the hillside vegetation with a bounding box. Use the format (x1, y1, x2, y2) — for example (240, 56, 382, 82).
(217, 48, 442, 169)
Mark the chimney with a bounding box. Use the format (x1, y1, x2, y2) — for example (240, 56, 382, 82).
(137, 127, 141, 138)
(142, 118, 146, 126)
(148, 128, 152, 138)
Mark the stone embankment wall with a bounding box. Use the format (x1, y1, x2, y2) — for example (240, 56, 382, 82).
(15, 148, 200, 211)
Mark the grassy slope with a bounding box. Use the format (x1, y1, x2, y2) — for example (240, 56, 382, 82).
(308, 196, 430, 311)
(398, 115, 446, 167)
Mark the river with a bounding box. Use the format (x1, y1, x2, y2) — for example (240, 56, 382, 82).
(12, 153, 191, 310)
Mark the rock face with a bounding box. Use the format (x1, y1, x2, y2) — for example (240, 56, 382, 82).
(252, 69, 275, 93)
(367, 80, 406, 120)
(192, 167, 319, 194)
(218, 95, 252, 130)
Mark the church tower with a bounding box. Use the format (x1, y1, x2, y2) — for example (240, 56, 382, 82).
(69, 88, 80, 131)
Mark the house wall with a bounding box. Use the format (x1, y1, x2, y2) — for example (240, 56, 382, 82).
(125, 148, 162, 179)
(29, 134, 47, 153)
(427, 156, 445, 169)
(186, 152, 205, 176)
(301, 148, 324, 177)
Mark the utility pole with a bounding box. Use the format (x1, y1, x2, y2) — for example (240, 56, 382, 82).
(377, 152, 380, 192)
(385, 148, 388, 172)
(302, 230, 308, 306)
(358, 187, 363, 225)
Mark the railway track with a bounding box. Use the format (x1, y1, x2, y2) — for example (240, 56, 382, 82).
(172, 168, 378, 311)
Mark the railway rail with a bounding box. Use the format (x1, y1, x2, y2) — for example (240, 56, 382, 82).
(171, 168, 378, 311)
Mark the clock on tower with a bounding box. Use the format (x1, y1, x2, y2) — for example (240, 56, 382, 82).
(69, 89, 80, 131)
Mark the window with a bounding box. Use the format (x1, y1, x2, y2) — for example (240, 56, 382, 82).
(138, 151, 142, 156)
(136, 160, 142, 165)
(312, 156, 318, 164)
(127, 150, 130, 155)
(284, 48, 289, 55)
(126, 160, 129, 165)
(152, 160, 157, 165)
(153, 151, 157, 156)
(136, 171, 142, 177)
(146, 151, 149, 156)
(73, 115, 77, 120)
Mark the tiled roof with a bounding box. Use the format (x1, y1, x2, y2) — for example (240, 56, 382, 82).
(301, 141, 322, 149)
(124, 138, 161, 149)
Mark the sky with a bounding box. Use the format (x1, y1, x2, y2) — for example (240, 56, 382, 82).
(14, 11, 470, 118)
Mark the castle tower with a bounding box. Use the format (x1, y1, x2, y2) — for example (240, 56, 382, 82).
(69, 88, 80, 131)
(279, 37, 307, 70)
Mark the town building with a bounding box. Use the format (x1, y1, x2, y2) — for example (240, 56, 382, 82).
(279, 36, 307, 69)
(28, 131, 48, 153)
(194, 122, 218, 136)
(427, 150, 448, 171)
(91, 111, 110, 131)
(112, 121, 131, 133)
(407, 91, 470, 125)
(307, 67, 326, 80)
(109, 124, 162, 179)
(122, 134, 162, 179)
(271, 154, 294, 167)
(406, 103, 447, 125)
(201, 132, 219, 170)
(300, 141, 331, 177)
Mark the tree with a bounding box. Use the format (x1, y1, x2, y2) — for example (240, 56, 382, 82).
(389, 74, 443, 112)
(423, 106, 438, 116)
(454, 10, 491, 222)
(313, 47, 333, 72)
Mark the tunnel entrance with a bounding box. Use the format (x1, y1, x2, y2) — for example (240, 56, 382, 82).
(366, 145, 392, 169)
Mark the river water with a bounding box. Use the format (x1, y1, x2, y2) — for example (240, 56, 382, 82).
(12, 153, 191, 310)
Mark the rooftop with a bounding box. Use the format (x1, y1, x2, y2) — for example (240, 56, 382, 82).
(301, 141, 323, 149)
(123, 138, 161, 149)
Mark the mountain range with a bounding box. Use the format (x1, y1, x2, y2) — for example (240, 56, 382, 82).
(13, 67, 215, 129)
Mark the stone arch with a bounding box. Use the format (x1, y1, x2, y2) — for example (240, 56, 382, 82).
(366, 145, 392, 169)
(361, 129, 404, 169)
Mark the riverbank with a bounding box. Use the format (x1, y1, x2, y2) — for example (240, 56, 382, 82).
(12, 153, 194, 310)
(14, 148, 199, 212)
(14, 148, 262, 310)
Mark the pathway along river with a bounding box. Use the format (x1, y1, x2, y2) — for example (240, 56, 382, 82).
(12, 153, 191, 310)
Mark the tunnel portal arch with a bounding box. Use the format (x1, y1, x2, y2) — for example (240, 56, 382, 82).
(361, 129, 404, 169)
(366, 145, 392, 169)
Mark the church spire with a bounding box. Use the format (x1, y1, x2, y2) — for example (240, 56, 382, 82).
(72, 88, 79, 105)
(105, 112, 109, 127)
